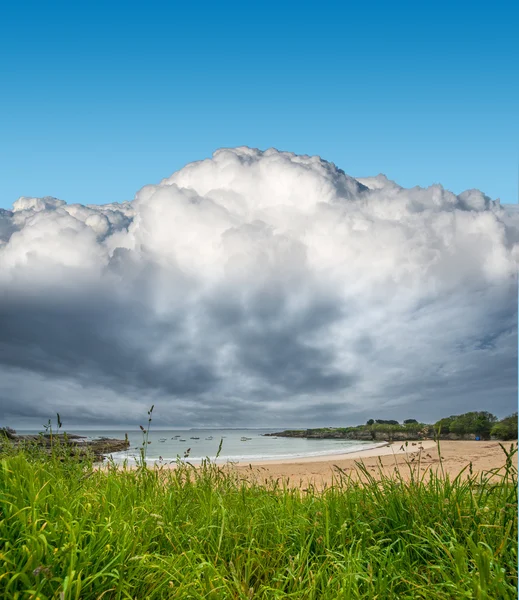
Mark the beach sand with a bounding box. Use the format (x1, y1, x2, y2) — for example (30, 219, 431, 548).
(228, 440, 518, 489)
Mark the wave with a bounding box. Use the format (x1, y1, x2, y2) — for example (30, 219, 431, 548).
(107, 442, 387, 465)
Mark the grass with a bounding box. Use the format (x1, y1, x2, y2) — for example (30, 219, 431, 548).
(0, 438, 517, 599)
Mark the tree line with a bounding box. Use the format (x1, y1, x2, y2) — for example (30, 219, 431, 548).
(364, 411, 517, 440)
(433, 411, 517, 440)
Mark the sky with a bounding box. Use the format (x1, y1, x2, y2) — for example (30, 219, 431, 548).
(0, 2, 518, 429)
(1, 1, 518, 209)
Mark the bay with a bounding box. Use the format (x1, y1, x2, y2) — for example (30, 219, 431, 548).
(17, 428, 382, 464)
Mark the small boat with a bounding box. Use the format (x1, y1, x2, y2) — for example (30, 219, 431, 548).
(190, 436, 200, 440)
(240, 437, 252, 441)
(159, 438, 167, 442)
(179, 439, 186, 442)
(205, 436, 213, 440)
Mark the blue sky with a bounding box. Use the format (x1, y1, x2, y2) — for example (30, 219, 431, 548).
(1, 0, 518, 209)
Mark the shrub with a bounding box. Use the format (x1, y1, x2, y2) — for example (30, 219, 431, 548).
(435, 412, 498, 439)
(491, 413, 518, 441)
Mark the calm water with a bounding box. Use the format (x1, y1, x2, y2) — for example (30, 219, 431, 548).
(17, 428, 382, 465)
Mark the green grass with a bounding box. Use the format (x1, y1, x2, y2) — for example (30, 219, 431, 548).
(0, 443, 517, 599)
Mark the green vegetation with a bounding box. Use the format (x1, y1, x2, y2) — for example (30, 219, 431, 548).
(432, 411, 518, 441)
(363, 411, 515, 441)
(491, 413, 518, 441)
(275, 411, 518, 442)
(368, 421, 428, 435)
(362, 412, 518, 442)
(358, 421, 430, 441)
(272, 421, 431, 441)
(433, 412, 498, 439)
(0, 438, 517, 598)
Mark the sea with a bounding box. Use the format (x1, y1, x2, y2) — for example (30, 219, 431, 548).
(16, 428, 383, 465)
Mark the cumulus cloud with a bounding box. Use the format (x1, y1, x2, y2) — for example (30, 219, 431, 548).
(0, 147, 517, 428)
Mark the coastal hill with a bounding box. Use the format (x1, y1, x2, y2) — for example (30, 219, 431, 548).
(265, 411, 518, 442)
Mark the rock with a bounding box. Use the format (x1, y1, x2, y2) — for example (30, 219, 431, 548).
(264, 428, 430, 442)
(0, 430, 130, 462)
(1, 427, 18, 440)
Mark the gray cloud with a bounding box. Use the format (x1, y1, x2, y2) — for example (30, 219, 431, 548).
(0, 147, 517, 428)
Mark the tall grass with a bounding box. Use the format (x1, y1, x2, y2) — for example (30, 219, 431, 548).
(0, 442, 516, 599)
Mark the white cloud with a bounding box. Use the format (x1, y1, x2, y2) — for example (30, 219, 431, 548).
(0, 147, 516, 427)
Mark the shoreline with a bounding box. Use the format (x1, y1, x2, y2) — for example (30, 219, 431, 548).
(227, 439, 437, 466)
(229, 440, 518, 487)
(102, 440, 517, 488)
(107, 440, 428, 467)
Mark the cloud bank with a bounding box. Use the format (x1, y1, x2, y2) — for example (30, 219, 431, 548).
(0, 147, 517, 428)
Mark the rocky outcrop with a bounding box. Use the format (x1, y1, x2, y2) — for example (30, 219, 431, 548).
(265, 428, 487, 442)
(0, 429, 130, 461)
(264, 428, 429, 442)
(439, 433, 478, 441)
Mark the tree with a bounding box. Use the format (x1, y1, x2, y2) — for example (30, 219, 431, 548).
(473, 412, 497, 438)
(491, 413, 518, 440)
(366, 419, 374, 426)
(449, 417, 465, 435)
(438, 412, 497, 439)
(434, 416, 455, 434)
(404, 419, 418, 424)
(462, 412, 496, 438)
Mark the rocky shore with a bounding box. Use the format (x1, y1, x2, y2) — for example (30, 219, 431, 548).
(264, 428, 482, 442)
(0, 428, 130, 462)
(264, 428, 425, 442)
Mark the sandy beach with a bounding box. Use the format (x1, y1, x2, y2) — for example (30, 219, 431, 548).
(229, 439, 518, 488)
